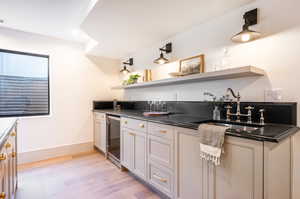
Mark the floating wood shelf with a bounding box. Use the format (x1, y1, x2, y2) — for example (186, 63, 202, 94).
(111, 66, 265, 89)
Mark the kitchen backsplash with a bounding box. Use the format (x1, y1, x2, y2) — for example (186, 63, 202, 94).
(93, 101, 297, 125)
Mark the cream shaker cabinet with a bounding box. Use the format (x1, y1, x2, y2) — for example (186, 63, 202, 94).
(207, 136, 263, 199)
(93, 113, 106, 153)
(0, 147, 9, 199)
(174, 128, 205, 199)
(119, 117, 292, 199)
(121, 118, 175, 197)
(132, 131, 147, 180)
(0, 121, 18, 199)
(175, 127, 264, 199)
(121, 118, 147, 181)
(147, 122, 175, 197)
(121, 128, 135, 170)
(174, 127, 294, 199)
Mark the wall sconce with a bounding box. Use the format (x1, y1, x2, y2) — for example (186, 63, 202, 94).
(154, 43, 172, 64)
(231, 8, 261, 43)
(120, 58, 133, 74)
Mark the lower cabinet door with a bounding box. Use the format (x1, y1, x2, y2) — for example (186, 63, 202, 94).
(94, 120, 107, 153)
(94, 120, 102, 150)
(133, 132, 147, 180)
(176, 128, 264, 199)
(100, 122, 106, 153)
(4, 140, 13, 199)
(121, 129, 135, 170)
(0, 124, 18, 199)
(208, 136, 263, 199)
(0, 149, 9, 199)
(0, 151, 6, 199)
(176, 132, 205, 199)
(10, 135, 17, 198)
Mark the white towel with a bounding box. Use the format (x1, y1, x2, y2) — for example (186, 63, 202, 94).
(198, 124, 227, 166)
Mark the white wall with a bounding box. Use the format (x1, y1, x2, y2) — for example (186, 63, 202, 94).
(0, 27, 121, 153)
(122, 1, 300, 197)
(124, 0, 300, 113)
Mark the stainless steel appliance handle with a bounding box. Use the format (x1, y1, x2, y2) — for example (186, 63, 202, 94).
(108, 116, 120, 121)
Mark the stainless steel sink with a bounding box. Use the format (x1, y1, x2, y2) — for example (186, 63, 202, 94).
(226, 124, 259, 132)
(206, 122, 261, 133)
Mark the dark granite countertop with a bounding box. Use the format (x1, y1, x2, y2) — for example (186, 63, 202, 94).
(93, 109, 299, 143)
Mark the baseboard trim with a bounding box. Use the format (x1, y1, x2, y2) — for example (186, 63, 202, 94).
(18, 142, 94, 164)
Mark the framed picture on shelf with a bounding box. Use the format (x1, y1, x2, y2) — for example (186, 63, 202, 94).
(179, 54, 205, 75)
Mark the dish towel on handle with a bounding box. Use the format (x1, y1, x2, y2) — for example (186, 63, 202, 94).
(198, 124, 227, 166)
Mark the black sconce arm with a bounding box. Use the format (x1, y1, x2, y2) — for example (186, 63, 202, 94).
(123, 58, 133, 65)
(243, 8, 258, 30)
(159, 43, 172, 54)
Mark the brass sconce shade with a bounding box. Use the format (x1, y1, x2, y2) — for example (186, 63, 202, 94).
(154, 52, 169, 64)
(232, 8, 261, 43)
(120, 58, 133, 74)
(154, 43, 172, 64)
(120, 65, 130, 74)
(232, 28, 261, 43)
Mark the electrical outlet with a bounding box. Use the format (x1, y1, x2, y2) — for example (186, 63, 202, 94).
(264, 88, 283, 102)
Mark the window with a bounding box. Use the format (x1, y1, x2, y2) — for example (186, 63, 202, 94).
(0, 49, 49, 117)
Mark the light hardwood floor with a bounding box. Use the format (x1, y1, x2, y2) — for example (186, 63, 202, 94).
(16, 152, 160, 199)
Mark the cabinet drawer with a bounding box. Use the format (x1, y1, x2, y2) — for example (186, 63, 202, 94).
(148, 122, 173, 140)
(121, 117, 147, 133)
(94, 112, 106, 121)
(0, 149, 5, 179)
(148, 135, 173, 169)
(149, 163, 173, 197)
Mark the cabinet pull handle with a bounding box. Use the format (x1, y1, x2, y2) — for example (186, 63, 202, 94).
(11, 132, 16, 137)
(0, 154, 6, 161)
(153, 173, 167, 183)
(12, 152, 16, 158)
(5, 143, 11, 149)
(129, 132, 135, 136)
(159, 130, 167, 134)
(139, 124, 145, 128)
(0, 192, 6, 199)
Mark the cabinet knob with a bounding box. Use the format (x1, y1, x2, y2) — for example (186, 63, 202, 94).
(129, 132, 135, 136)
(124, 121, 128, 124)
(11, 132, 16, 137)
(12, 152, 16, 158)
(0, 192, 6, 199)
(0, 154, 6, 161)
(5, 143, 11, 149)
(139, 124, 145, 128)
(159, 130, 167, 134)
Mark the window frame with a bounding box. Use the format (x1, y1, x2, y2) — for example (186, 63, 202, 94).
(0, 48, 50, 118)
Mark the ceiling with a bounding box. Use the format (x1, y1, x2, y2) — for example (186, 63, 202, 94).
(81, 0, 253, 58)
(0, 0, 253, 58)
(0, 0, 98, 42)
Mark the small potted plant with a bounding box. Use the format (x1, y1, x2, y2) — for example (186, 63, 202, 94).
(123, 74, 141, 85)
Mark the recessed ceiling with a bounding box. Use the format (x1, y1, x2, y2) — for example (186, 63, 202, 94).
(0, 0, 98, 42)
(0, 0, 254, 57)
(81, 0, 254, 58)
